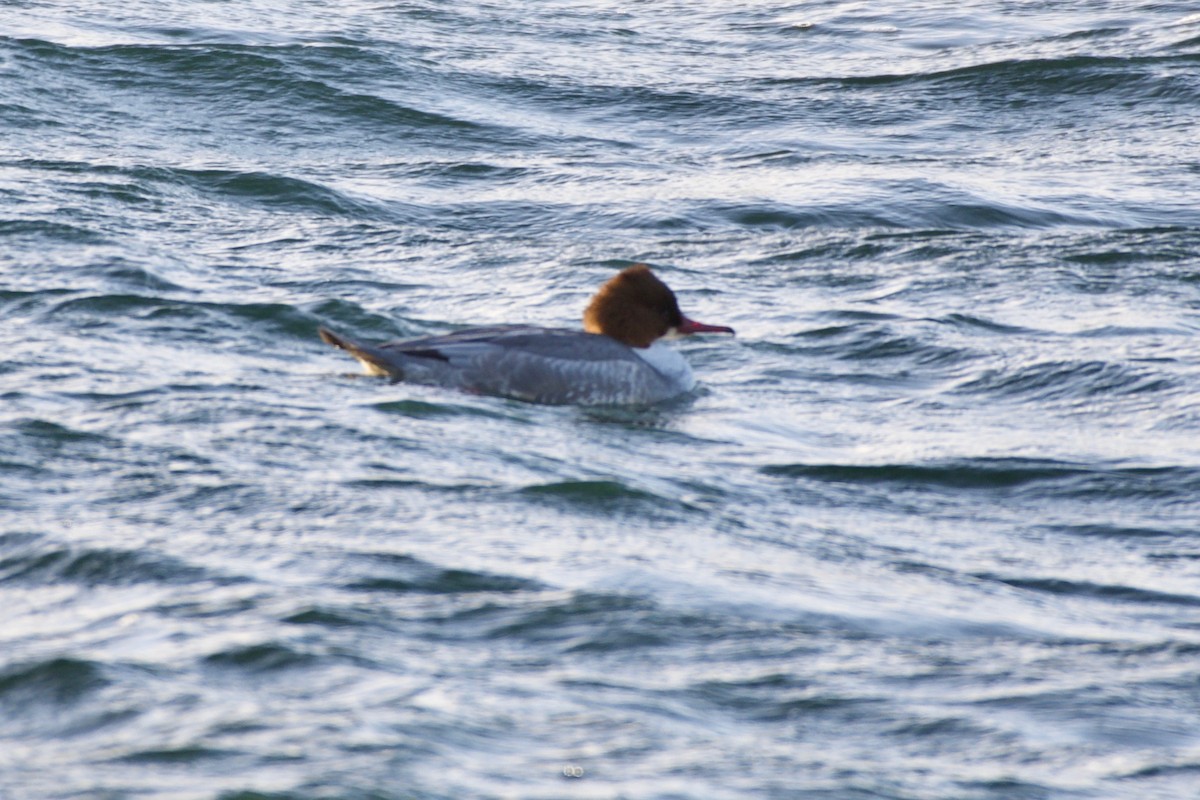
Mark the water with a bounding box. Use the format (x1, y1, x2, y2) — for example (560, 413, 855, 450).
(3, 2, 1200, 798)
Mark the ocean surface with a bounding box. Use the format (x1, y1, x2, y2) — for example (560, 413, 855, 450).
(3, 2, 1200, 798)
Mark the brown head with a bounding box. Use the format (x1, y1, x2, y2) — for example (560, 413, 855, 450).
(582, 264, 734, 348)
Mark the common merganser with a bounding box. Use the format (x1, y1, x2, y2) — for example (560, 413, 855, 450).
(318, 264, 734, 405)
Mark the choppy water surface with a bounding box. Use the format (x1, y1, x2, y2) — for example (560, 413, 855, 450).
(3, 2, 1200, 798)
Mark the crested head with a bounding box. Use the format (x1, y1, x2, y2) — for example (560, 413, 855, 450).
(583, 264, 684, 348)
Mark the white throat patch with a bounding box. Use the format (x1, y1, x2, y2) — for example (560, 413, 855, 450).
(634, 340, 695, 390)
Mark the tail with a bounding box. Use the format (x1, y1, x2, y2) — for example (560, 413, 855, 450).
(318, 326, 402, 379)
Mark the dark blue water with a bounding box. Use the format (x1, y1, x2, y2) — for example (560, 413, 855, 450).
(3, 2, 1200, 798)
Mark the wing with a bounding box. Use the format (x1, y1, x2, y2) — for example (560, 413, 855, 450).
(378, 326, 643, 365)
(322, 325, 681, 405)
(379, 326, 678, 405)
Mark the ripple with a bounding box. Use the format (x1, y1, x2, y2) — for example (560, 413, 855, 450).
(687, 673, 879, 722)
(117, 745, 240, 764)
(0, 658, 108, 706)
(169, 168, 382, 218)
(831, 54, 1200, 101)
(46, 292, 326, 341)
(481, 592, 668, 651)
(973, 575, 1200, 608)
(953, 360, 1175, 402)
(340, 552, 539, 596)
(516, 478, 665, 506)
(935, 313, 1034, 336)
(0, 543, 213, 587)
(1045, 523, 1180, 540)
(203, 643, 318, 673)
(762, 459, 1200, 501)
(819, 325, 969, 365)
(370, 398, 514, 421)
(0, 218, 110, 243)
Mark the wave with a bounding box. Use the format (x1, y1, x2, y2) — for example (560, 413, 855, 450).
(43, 292, 334, 343)
(761, 458, 1200, 500)
(0, 533, 218, 588)
(369, 398, 514, 421)
(0, 218, 110, 243)
(476, 591, 668, 651)
(514, 479, 702, 519)
(339, 551, 538, 596)
(782, 53, 1200, 102)
(202, 642, 319, 673)
(953, 359, 1175, 402)
(59, 159, 386, 218)
(114, 745, 239, 765)
(792, 319, 972, 367)
(972, 573, 1200, 607)
(3, 35, 523, 146)
(0, 658, 108, 706)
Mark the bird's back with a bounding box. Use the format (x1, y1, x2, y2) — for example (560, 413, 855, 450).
(321, 325, 687, 405)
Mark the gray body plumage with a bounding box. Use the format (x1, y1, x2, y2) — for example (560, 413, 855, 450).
(320, 325, 692, 406)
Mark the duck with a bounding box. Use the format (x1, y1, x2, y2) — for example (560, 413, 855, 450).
(318, 264, 733, 405)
